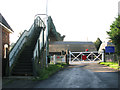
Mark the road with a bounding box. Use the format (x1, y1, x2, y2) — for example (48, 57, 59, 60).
(3, 63, 119, 88)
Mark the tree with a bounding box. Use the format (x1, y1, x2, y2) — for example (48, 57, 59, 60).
(94, 38, 102, 51)
(107, 16, 120, 55)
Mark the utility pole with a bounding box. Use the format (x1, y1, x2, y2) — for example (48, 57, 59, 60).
(46, 0, 48, 67)
(118, 1, 120, 16)
(87, 36, 88, 41)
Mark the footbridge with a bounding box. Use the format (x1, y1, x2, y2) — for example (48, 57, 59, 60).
(9, 16, 64, 76)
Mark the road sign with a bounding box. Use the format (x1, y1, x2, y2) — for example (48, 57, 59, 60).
(82, 55, 87, 60)
(105, 46, 115, 53)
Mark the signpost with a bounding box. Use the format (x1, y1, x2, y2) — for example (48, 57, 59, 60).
(105, 46, 115, 53)
(105, 46, 115, 62)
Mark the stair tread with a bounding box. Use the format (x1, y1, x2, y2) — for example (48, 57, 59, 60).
(18, 60, 32, 62)
(17, 61, 32, 64)
(12, 72, 33, 76)
(16, 63, 32, 66)
(14, 67, 32, 70)
(13, 69, 32, 72)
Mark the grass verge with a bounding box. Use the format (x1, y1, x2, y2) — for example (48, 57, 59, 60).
(32, 63, 67, 81)
(99, 62, 120, 70)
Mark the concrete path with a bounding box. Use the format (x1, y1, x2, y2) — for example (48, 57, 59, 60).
(2, 63, 119, 88)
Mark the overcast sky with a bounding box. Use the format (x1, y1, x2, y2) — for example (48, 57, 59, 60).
(0, 0, 119, 43)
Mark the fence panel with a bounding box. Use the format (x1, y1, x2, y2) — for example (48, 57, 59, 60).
(50, 55, 66, 64)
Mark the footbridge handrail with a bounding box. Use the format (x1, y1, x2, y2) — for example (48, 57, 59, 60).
(9, 16, 46, 68)
(9, 24, 34, 67)
(33, 17, 46, 60)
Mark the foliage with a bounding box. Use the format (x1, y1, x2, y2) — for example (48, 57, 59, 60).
(107, 16, 120, 55)
(32, 63, 67, 81)
(94, 38, 102, 51)
(100, 62, 120, 70)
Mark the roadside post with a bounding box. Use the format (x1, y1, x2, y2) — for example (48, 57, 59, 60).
(67, 50, 69, 64)
(105, 46, 115, 62)
(66, 50, 69, 65)
(102, 49, 105, 62)
(53, 55, 56, 64)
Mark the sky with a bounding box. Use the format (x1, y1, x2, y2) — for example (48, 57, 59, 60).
(0, 0, 119, 44)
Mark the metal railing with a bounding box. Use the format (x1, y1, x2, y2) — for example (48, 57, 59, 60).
(9, 16, 46, 68)
(33, 17, 46, 60)
(9, 30, 30, 67)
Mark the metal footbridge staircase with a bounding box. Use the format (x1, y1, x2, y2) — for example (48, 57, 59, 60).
(9, 16, 64, 76)
(9, 16, 46, 76)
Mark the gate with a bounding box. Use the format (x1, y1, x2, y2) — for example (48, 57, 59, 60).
(69, 51, 104, 64)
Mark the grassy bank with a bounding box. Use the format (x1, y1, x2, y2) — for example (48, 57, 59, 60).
(100, 62, 120, 70)
(33, 63, 67, 80)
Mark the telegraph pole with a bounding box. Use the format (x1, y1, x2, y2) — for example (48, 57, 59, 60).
(46, 0, 48, 67)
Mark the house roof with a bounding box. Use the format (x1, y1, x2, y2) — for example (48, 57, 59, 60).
(0, 13, 13, 32)
(49, 41, 97, 52)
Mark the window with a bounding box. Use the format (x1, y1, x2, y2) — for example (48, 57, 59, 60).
(4, 44, 8, 59)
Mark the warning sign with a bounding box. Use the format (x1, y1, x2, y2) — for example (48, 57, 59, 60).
(82, 55, 87, 60)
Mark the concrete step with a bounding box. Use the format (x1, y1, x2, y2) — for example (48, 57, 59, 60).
(15, 65, 32, 69)
(17, 62, 32, 66)
(13, 69, 32, 72)
(3, 76, 33, 79)
(18, 60, 32, 63)
(12, 72, 33, 76)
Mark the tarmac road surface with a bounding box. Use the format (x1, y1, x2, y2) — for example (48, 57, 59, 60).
(3, 63, 119, 88)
